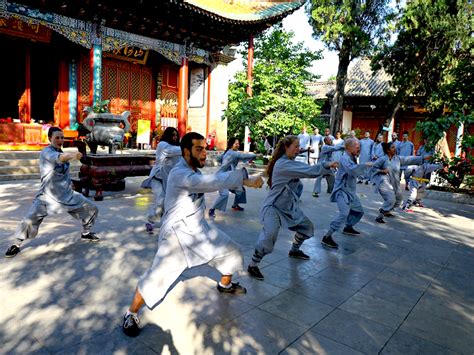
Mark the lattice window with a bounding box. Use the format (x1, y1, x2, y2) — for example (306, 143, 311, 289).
(78, 58, 91, 120)
(141, 71, 152, 113)
(131, 70, 141, 108)
(106, 66, 119, 114)
(118, 70, 129, 110)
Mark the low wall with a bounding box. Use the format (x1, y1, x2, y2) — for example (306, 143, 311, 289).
(426, 190, 474, 205)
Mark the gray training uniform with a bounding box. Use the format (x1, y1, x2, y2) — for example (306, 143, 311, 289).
(137, 158, 246, 309)
(328, 153, 367, 234)
(358, 137, 374, 181)
(12, 145, 98, 245)
(404, 163, 442, 208)
(141, 141, 182, 224)
(251, 155, 331, 265)
(313, 144, 344, 194)
(211, 150, 256, 211)
(371, 155, 423, 212)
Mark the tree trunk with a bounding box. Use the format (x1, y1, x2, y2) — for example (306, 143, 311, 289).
(330, 38, 352, 135)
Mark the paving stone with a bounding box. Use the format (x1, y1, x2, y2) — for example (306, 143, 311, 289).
(381, 330, 459, 355)
(360, 278, 424, 309)
(339, 292, 411, 328)
(291, 277, 359, 307)
(57, 326, 158, 355)
(312, 265, 378, 289)
(282, 331, 363, 355)
(203, 308, 307, 354)
(1, 175, 473, 354)
(258, 290, 334, 328)
(312, 309, 395, 354)
(400, 307, 474, 353)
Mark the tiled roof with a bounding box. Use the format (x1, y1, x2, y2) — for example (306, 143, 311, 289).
(307, 58, 393, 98)
(183, 0, 304, 22)
(305, 81, 336, 99)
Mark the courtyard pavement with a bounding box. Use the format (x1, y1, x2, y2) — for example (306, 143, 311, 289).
(0, 169, 473, 354)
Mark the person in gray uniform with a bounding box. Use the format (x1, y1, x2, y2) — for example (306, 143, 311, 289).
(321, 138, 374, 249)
(371, 133, 385, 162)
(398, 131, 415, 190)
(247, 135, 338, 281)
(122, 132, 264, 337)
(141, 127, 181, 234)
(402, 162, 441, 211)
(5, 127, 99, 258)
(208, 137, 257, 218)
(312, 136, 344, 197)
(371, 142, 426, 224)
(357, 131, 374, 184)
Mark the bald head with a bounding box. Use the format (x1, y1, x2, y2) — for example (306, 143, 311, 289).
(345, 138, 360, 156)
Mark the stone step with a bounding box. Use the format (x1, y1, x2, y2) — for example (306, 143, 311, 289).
(0, 165, 81, 176)
(0, 151, 41, 159)
(0, 159, 39, 167)
(0, 172, 79, 182)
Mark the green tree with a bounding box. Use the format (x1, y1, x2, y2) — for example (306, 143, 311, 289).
(372, 0, 473, 190)
(306, 0, 393, 134)
(224, 27, 324, 147)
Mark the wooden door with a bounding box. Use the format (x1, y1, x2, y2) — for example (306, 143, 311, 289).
(160, 65, 179, 129)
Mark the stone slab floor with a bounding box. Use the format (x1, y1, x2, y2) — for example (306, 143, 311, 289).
(0, 171, 473, 354)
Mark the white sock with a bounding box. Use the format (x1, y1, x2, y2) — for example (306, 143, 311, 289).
(126, 310, 138, 317)
(219, 282, 232, 289)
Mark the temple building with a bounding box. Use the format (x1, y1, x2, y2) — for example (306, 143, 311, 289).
(0, 0, 302, 150)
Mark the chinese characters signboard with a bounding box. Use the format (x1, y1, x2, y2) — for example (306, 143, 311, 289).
(104, 46, 149, 65)
(0, 18, 51, 43)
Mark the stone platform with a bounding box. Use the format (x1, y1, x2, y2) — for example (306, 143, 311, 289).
(0, 171, 473, 354)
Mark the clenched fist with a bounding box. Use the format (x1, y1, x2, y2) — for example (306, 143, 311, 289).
(243, 176, 264, 188)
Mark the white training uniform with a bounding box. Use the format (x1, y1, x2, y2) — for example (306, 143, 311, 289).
(309, 134, 323, 165)
(137, 158, 247, 308)
(296, 132, 311, 164)
(141, 141, 182, 224)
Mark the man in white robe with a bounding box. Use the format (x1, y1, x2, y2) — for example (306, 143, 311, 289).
(122, 132, 263, 337)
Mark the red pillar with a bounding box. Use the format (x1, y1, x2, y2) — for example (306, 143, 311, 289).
(247, 34, 254, 97)
(23, 48, 32, 123)
(205, 67, 212, 136)
(177, 57, 189, 137)
(58, 60, 70, 128)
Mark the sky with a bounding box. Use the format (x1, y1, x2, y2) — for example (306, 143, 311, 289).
(227, 6, 339, 81)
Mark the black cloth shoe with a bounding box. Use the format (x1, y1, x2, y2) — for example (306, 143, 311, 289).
(217, 282, 247, 295)
(321, 236, 338, 249)
(208, 208, 216, 218)
(231, 205, 244, 211)
(81, 232, 100, 242)
(379, 208, 394, 217)
(288, 250, 310, 260)
(247, 265, 264, 280)
(375, 216, 386, 224)
(123, 313, 140, 337)
(5, 245, 20, 258)
(343, 226, 361, 236)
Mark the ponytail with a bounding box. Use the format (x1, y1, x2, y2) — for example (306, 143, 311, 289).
(266, 135, 298, 188)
